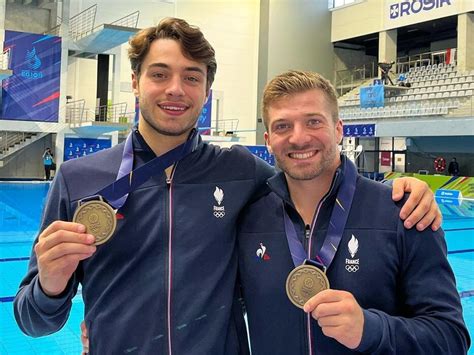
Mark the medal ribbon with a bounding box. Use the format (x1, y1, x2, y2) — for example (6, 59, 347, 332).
(96, 128, 199, 210)
(283, 158, 357, 269)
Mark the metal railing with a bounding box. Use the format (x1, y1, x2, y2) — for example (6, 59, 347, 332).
(45, 5, 139, 40)
(110, 10, 139, 28)
(94, 102, 127, 122)
(397, 49, 457, 74)
(216, 119, 239, 134)
(66, 101, 130, 126)
(335, 62, 377, 96)
(0, 132, 35, 156)
(69, 4, 97, 40)
(65, 99, 86, 123)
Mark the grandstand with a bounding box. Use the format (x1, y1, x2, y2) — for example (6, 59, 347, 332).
(339, 58, 474, 120)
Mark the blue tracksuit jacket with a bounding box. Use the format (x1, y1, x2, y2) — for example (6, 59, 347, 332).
(14, 129, 274, 354)
(238, 156, 470, 354)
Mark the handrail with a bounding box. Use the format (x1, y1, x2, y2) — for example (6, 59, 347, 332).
(66, 100, 130, 126)
(69, 4, 97, 40)
(216, 119, 239, 134)
(0, 131, 35, 155)
(1, 48, 11, 70)
(66, 99, 86, 124)
(110, 10, 140, 28)
(397, 48, 457, 74)
(335, 62, 377, 96)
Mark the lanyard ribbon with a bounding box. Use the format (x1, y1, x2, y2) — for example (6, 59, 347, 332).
(283, 159, 357, 270)
(94, 129, 199, 210)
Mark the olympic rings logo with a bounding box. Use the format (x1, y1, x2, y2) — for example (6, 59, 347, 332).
(345, 265, 359, 272)
(213, 211, 225, 218)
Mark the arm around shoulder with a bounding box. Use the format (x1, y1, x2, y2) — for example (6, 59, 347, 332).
(357, 226, 470, 354)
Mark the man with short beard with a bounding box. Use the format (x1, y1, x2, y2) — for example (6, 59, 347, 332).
(238, 70, 469, 354)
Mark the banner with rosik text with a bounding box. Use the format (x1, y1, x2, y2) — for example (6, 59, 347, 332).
(383, 0, 472, 31)
(1, 31, 61, 122)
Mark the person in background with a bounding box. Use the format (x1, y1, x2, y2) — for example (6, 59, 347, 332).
(42, 147, 54, 180)
(448, 157, 460, 176)
(15, 18, 442, 355)
(378, 61, 395, 86)
(238, 70, 469, 354)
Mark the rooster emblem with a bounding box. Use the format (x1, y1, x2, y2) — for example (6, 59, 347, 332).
(256, 243, 270, 260)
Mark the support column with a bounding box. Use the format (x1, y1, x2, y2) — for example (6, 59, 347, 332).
(56, 0, 70, 166)
(96, 54, 109, 121)
(111, 47, 121, 107)
(378, 29, 397, 77)
(0, 0, 6, 46)
(457, 13, 474, 72)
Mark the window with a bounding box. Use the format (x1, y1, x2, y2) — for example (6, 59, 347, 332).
(328, 0, 357, 10)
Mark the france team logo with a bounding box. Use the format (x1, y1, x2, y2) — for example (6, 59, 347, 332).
(390, 0, 452, 20)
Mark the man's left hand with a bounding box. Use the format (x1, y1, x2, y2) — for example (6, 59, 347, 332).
(392, 177, 442, 231)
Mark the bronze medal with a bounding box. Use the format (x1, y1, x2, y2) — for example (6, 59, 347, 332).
(286, 264, 330, 309)
(73, 199, 116, 245)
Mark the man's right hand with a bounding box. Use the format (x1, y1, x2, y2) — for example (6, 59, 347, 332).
(34, 221, 96, 296)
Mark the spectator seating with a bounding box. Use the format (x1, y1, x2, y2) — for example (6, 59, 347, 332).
(338, 62, 474, 120)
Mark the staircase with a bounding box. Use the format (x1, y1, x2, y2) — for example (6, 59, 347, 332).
(0, 131, 49, 167)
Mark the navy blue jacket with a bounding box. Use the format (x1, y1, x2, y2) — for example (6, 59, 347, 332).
(14, 130, 274, 354)
(238, 157, 470, 354)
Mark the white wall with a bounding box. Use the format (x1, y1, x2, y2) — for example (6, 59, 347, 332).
(176, 0, 260, 144)
(331, 0, 382, 42)
(256, 0, 333, 144)
(66, 57, 98, 115)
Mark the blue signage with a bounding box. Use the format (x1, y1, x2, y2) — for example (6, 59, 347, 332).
(389, 0, 452, 20)
(360, 85, 384, 108)
(344, 124, 376, 137)
(246, 145, 275, 166)
(2, 31, 61, 122)
(435, 189, 462, 200)
(198, 90, 212, 135)
(64, 137, 111, 161)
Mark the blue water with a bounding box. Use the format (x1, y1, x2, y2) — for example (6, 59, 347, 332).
(0, 182, 473, 354)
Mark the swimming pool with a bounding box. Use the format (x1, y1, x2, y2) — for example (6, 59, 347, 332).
(0, 182, 473, 354)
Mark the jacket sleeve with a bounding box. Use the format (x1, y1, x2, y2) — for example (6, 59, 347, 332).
(355, 224, 470, 354)
(13, 170, 80, 337)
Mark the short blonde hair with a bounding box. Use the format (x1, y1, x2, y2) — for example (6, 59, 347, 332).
(262, 70, 339, 130)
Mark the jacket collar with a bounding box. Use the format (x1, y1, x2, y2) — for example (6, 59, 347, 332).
(267, 154, 351, 208)
(132, 126, 202, 156)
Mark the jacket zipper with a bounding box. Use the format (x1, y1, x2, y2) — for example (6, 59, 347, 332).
(306, 171, 340, 355)
(304, 224, 313, 355)
(166, 164, 178, 355)
(304, 225, 311, 253)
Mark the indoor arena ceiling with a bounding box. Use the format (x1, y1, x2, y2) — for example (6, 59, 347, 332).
(334, 15, 458, 57)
